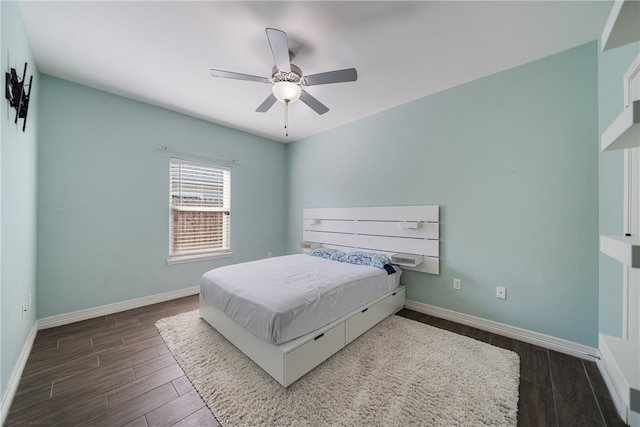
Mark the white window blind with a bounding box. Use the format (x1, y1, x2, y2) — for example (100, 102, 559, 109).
(169, 158, 231, 262)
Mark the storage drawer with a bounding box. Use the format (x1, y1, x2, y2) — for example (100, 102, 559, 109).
(283, 322, 345, 386)
(345, 287, 406, 344)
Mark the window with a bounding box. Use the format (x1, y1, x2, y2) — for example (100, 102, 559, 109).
(168, 158, 231, 263)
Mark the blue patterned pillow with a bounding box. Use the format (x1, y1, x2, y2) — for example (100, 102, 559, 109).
(308, 248, 346, 261)
(341, 251, 391, 269)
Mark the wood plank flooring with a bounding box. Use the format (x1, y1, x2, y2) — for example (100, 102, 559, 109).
(4, 295, 629, 427)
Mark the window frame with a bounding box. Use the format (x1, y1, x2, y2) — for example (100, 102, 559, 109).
(167, 157, 231, 265)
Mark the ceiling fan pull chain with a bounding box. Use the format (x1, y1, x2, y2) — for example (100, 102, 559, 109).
(284, 100, 289, 137)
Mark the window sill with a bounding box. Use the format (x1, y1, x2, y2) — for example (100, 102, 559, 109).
(166, 251, 232, 265)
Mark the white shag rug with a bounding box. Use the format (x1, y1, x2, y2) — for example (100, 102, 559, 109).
(156, 310, 519, 427)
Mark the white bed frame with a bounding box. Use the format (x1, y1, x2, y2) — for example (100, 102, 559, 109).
(199, 205, 439, 387)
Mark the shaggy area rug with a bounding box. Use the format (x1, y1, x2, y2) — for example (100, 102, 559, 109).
(156, 310, 519, 427)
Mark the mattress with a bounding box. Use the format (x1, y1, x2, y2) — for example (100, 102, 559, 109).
(200, 253, 402, 345)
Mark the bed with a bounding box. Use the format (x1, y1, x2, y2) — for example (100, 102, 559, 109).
(199, 205, 439, 387)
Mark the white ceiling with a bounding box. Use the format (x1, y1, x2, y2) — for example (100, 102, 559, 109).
(18, 1, 612, 143)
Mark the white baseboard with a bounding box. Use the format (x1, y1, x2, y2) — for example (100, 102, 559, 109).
(405, 299, 599, 361)
(0, 323, 38, 426)
(37, 286, 200, 330)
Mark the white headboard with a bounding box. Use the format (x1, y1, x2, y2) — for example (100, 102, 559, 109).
(302, 205, 440, 275)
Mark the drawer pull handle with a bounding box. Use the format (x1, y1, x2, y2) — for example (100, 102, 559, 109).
(314, 333, 324, 341)
(361, 308, 369, 313)
(392, 292, 397, 296)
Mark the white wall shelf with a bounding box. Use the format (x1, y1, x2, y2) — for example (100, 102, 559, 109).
(602, 100, 640, 151)
(299, 241, 320, 252)
(601, 0, 640, 52)
(390, 253, 423, 268)
(601, 235, 640, 268)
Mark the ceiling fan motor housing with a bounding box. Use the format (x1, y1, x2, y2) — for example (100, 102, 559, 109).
(271, 64, 302, 84)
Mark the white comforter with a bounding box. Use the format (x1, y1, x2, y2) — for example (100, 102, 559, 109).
(200, 254, 401, 345)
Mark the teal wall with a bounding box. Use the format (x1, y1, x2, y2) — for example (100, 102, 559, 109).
(598, 41, 640, 336)
(36, 76, 287, 318)
(1, 0, 39, 410)
(287, 42, 599, 346)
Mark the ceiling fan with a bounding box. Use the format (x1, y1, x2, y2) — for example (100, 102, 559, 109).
(210, 28, 357, 135)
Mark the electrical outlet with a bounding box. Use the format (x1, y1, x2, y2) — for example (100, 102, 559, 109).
(453, 278, 461, 290)
(496, 286, 507, 299)
(267, 251, 272, 258)
(28, 293, 32, 308)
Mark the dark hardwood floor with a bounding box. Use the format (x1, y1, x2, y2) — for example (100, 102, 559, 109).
(4, 295, 629, 427)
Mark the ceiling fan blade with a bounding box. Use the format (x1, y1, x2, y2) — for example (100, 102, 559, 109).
(299, 90, 329, 115)
(210, 69, 270, 84)
(256, 93, 277, 113)
(265, 28, 291, 73)
(303, 68, 358, 86)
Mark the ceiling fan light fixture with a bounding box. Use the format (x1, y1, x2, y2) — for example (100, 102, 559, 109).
(272, 81, 301, 104)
